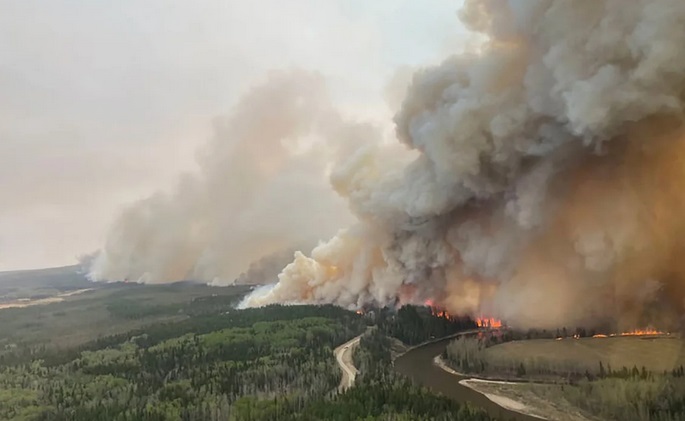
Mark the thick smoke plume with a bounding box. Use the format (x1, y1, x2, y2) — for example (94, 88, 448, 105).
(90, 70, 376, 285)
(245, 0, 685, 331)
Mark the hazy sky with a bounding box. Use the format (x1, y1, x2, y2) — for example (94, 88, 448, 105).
(0, 0, 467, 271)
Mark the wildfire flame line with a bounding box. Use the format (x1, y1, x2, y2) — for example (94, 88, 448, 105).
(424, 299, 503, 328)
(593, 328, 667, 338)
(476, 317, 503, 329)
(427, 306, 452, 320)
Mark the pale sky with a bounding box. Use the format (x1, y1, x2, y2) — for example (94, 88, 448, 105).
(0, 0, 467, 271)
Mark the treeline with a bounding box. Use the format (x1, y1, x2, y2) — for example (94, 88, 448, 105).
(532, 376, 685, 421)
(374, 305, 477, 345)
(558, 360, 685, 420)
(445, 336, 617, 380)
(0, 303, 470, 368)
(106, 292, 251, 320)
(445, 336, 597, 379)
(0, 304, 359, 367)
(445, 336, 684, 382)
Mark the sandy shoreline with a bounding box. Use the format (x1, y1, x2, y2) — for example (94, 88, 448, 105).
(459, 378, 547, 419)
(433, 355, 548, 420)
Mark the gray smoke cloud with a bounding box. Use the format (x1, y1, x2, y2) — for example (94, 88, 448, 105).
(89, 70, 377, 284)
(246, 0, 685, 330)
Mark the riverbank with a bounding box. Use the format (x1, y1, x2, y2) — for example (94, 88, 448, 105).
(434, 355, 593, 421)
(394, 336, 537, 421)
(433, 355, 546, 419)
(394, 329, 481, 359)
(0, 288, 94, 310)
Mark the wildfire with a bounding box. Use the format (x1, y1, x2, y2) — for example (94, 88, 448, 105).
(426, 305, 452, 319)
(422, 300, 503, 328)
(434, 309, 451, 318)
(612, 328, 667, 337)
(422, 300, 457, 320)
(423, 299, 448, 318)
(592, 328, 668, 338)
(476, 317, 503, 329)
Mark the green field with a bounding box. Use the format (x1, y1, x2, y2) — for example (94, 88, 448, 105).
(485, 335, 685, 374)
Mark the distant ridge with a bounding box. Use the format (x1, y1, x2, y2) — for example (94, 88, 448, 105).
(0, 265, 90, 300)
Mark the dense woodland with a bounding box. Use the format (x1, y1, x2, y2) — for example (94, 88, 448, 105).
(0, 300, 491, 421)
(0, 305, 363, 420)
(373, 305, 477, 345)
(312, 328, 492, 421)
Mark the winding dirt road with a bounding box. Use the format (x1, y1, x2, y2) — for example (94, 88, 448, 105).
(334, 334, 363, 391)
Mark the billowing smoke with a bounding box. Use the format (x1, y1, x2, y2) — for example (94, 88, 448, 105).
(89, 70, 378, 285)
(245, 0, 685, 331)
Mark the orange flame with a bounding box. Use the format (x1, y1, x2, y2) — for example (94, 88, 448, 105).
(435, 309, 451, 318)
(424, 302, 455, 320)
(612, 328, 667, 337)
(429, 306, 452, 319)
(591, 328, 667, 338)
(476, 317, 503, 329)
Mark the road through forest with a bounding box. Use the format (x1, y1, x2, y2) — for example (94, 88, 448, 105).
(334, 333, 363, 391)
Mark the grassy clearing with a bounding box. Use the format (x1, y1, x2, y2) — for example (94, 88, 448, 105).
(485, 336, 685, 375)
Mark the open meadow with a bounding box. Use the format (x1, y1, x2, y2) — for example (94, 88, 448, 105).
(485, 335, 685, 375)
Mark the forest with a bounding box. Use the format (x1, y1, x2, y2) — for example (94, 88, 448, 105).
(372, 305, 477, 345)
(0, 284, 491, 421)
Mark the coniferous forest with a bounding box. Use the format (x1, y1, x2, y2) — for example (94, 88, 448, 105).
(0, 285, 490, 421)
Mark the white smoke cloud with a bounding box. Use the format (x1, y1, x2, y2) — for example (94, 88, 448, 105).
(90, 70, 380, 284)
(2, 0, 470, 272)
(246, 0, 685, 330)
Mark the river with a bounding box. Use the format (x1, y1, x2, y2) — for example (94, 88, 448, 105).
(394, 337, 537, 421)
(0, 288, 94, 310)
